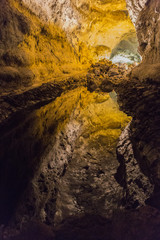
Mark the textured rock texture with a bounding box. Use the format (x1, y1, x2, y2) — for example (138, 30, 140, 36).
(0, 0, 85, 94)
(116, 123, 153, 209)
(136, 0, 160, 63)
(117, 70, 160, 208)
(119, 0, 160, 208)
(21, 0, 136, 61)
(126, 0, 147, 24)
(126, 0, 160, 63)
(1, 0, 160, 239)
(86, 57, 160, 212)
(3, 87, 130, 228)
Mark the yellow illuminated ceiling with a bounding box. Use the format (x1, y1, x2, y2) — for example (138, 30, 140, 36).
(69, 0, 136, 61)
(2, 0, 138, 93)
(19, 0, 137, 62)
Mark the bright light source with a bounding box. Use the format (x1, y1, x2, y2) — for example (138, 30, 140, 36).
(111, 55, 134, 64)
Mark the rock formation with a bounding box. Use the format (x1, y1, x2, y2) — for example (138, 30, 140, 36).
(19, 0, 137, 62)
(0, 0, 160, 239)
(124, 0, 160, 206)
(126, 0, 148, 24)
(0, 0, 85, 95)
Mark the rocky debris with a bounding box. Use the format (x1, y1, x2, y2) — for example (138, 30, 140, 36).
(116, 123, 154, 209)
(87, 59, 134, 93)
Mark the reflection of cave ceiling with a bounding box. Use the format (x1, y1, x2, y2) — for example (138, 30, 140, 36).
(21, 0, 137, 61)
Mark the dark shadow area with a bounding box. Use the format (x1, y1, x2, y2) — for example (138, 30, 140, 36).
(5, 209, 160, 240)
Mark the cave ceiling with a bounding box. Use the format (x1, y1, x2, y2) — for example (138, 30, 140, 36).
(21, 0, 138, 62)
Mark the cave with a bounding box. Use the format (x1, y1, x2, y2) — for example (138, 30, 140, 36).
(0, 0, 160, 239)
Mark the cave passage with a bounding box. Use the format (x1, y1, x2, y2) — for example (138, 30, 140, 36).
(0, 0, 160, 239)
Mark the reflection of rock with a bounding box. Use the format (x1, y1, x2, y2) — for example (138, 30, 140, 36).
(0, 86, 130, 228)
(116, 66, 160, 210)
(0, 0, 160, 240)
(116, 123, 154, 209)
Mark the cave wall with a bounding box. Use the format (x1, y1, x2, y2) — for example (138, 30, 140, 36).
(117, 0, 160, 207)
(126, 0, 160, 63)
(0, 0, 85, 94)
(0, 0, 160, 237)
(126, 0, 148, 24)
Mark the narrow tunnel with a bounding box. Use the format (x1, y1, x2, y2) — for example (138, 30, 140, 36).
(0, 0, 160, 239)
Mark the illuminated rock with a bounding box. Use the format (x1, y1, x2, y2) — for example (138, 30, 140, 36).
(20, 0, 137, 62)
(0, 0, 85, 93)
(110, 30, 141, 64)
(126, 0, 148, 24)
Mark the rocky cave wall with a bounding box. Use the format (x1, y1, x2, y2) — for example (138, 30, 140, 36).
(0, 0, 86, 95)
(0, 0, 160, 239)
(86, 0, 160, 210)
(116, 0, 160, 207)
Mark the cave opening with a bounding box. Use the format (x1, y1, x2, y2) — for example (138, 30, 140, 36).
(0, 0, 160, 239)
